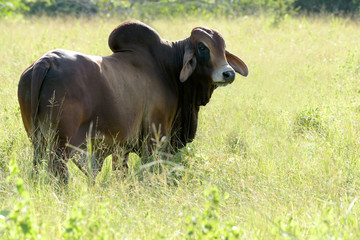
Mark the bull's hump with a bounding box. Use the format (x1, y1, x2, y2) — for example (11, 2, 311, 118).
(108, 20, 162, 53)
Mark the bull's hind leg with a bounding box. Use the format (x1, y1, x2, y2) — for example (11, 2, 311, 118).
(48, 141, 70, 184)
(47, 99, 86, 184)
(32, 132, 47, 175)
(31, 124, 60, 178)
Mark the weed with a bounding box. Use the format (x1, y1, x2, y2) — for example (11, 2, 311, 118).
(186, 187, 241, 239)
(226, 132, 248, 158)
(293, 108, 327, 136)
(0, 157, 40, 239)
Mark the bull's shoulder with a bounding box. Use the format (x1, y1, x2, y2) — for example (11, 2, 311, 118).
(108, 20, 162, 53)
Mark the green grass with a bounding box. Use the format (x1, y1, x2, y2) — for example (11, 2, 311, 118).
(1, 15, 360, 239)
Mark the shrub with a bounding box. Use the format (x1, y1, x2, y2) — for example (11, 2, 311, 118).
(294, 0, 360, 14)
(294, 108, 326, 136)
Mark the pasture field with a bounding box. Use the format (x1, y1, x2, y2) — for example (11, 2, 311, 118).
(1, 15, 360, 239)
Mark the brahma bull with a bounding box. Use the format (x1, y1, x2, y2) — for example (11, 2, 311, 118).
(18, 20, 248, 183)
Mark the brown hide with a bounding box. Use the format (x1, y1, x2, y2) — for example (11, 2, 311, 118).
(18, 20, 248, 183)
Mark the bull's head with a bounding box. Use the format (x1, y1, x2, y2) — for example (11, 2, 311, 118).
(180, 27, 248, 86)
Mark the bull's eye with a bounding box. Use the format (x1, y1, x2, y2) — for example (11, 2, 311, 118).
(197, 42, 210, 64)
(198, 42, 208, 53)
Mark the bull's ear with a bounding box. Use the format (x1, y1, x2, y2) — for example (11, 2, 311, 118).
(226, 50, 248, 77)
(180, 47, 197, 82)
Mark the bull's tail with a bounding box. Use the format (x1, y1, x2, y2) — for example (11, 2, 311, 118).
(31, 57, 50, 130)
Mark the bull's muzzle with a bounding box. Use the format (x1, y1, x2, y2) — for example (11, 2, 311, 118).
(222, 70, 235, 83)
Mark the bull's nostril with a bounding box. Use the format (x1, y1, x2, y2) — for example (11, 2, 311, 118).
(223, 71, 235, 82)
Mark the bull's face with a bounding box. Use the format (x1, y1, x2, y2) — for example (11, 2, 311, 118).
(180, 27, 248, 86)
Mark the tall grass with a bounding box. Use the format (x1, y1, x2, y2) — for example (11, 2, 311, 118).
(1, 15, 360, 239)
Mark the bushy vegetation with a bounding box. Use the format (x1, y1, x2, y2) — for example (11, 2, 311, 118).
(1, 0, 359, 19)
(294, 0, 360, 14)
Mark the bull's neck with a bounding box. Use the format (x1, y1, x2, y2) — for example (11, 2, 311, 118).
(170, 38, 189, 71)
(162, 38, 200, 148)
(160, 38, 189, 83)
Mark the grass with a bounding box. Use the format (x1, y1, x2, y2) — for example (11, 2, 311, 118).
(1, 15, 360, 239)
